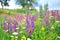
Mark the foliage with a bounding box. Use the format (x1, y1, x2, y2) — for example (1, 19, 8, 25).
(0, 0, 10, 8)
(16, 0, 37, 8)
(0, 28, 10, 40)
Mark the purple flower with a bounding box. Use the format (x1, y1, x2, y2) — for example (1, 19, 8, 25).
(4, 21, 8, 31)
(31, 16, 35, 28)
(4, 15, 18, 33)
(26, 21, 30, 30)
(8, 23, 12, 31)
(13, 25, 17, 32)
(30, 21, 34, 34)
(52, 11, 56, 17)
(44, 19, 48, 25)
(57, 15, 60, 20)
(13, 20, 18, 32)
(26, 13, 31, 35)
(26, 15, 34, 35)
(13, 24, 18, 32)
(14, 14, 24, 22)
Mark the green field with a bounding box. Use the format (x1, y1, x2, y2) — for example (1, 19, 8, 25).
(0, 8, 60, 40)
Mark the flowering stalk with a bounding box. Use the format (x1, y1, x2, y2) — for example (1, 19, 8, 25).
(13, 20, 18, 32)
(26, 13, 31, 35)
(8, 22, 13, 33)
(30, 16, 35, 34)
(14, 14, 24, 22)
(26, 14, 35, 35)
(44, 19, 48, 25)
(4, 21, 7, 30)
(4, 15, 18, 33)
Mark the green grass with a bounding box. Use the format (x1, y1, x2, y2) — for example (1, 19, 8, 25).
(0, 8, 37, 15)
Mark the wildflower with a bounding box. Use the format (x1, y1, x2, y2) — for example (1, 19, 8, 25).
(41, 26, 45, 31)
(26, 14, 34, 35)
(27, 38, 31, 40)
(16, 27, 19, 30)
(44, 19, 48, 25)
(26, 13, 31, 35)
(13, 25, 17, 32)
(26, 21, 31, 35)
(12, 32, 18, 35)
(13, 20, 18, 32)
(8, 22, 13, 31)
(5, 16, 13, 32)
(14, 14, 24, 22)
(30, 16, 35, 34)
(4, 21, 8, 31)
(22, 35, 26, 40)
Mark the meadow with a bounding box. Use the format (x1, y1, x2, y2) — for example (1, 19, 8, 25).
(0, 8, 60, 40)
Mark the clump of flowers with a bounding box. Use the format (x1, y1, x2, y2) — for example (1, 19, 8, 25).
(13, 20, 18, 32)
(26, 13, 35, 36)
(44, 19, 49, 25)
(4, 20, 8, 32)
(4, 15, 18, 33)
(13, 14, 25, 22)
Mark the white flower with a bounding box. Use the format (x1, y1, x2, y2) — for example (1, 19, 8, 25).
(16, 27, 19, 30)
(27, 38, 31, 40)
(12, 32, 18, 35)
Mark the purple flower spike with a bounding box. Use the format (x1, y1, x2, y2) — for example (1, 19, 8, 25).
(13, 20, 18, 32)
(8, 23, 12, 31)
(26, 14, 30, 35)
(26, 15, 35, 35)
(4, 21, 8, 31)
(44, 19, 48, 25)
(14, 25, 17, 32)
(30, 16, 34, 34)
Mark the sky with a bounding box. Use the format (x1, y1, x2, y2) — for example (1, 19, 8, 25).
(0, 0, 60, 10)
(39, 0, 60, 10)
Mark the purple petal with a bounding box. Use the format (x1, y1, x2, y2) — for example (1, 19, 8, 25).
(44, 19, 48, 25)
